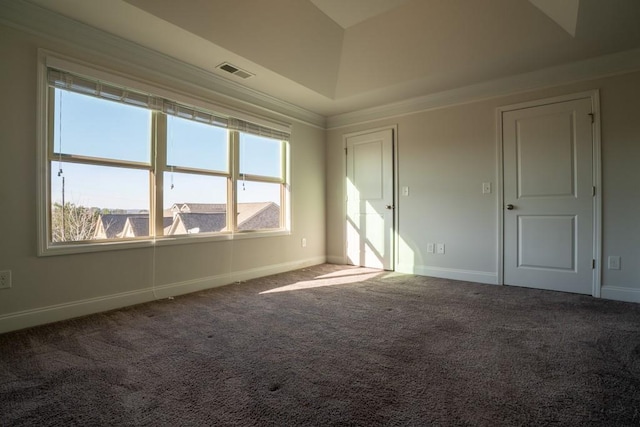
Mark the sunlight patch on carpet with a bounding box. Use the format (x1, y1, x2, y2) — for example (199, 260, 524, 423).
(260, 269, 382, 294)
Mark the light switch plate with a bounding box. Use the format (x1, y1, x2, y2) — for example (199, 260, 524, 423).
(482, 182, 491, 194)
(437, 243, 445, 254)
(427, 243, 434, 253)
(608, 256, 621, 270)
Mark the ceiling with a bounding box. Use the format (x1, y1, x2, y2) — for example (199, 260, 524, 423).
(310, 0, 412, 29)
(23, 0, 640, 117)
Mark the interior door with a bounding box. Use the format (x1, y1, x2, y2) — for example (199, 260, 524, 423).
(346, 129, 394, 270)
(503, 97, 594, 294)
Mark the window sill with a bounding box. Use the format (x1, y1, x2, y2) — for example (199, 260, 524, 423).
(38, 229, 291, 257)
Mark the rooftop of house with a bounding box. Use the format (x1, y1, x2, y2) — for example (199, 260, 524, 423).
(96, 202, 280, 238)
(95, 214, 148, 239)
(172, 212, 227, 234)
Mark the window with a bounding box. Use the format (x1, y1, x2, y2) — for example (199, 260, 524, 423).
(41, 61, 290, 254)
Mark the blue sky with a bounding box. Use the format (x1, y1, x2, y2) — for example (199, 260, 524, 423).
(51, 89, 282, 210)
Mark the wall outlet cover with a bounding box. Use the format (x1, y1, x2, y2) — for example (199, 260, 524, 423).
(0, 270, 11, 289)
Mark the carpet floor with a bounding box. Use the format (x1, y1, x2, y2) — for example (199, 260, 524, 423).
(1, 264, 640, 426)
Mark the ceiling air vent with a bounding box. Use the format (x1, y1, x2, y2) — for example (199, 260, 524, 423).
(216, 62, 254, 79)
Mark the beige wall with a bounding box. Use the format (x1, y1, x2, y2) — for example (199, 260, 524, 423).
(0, 24, 326, 332)
(327, 71, 640, 298)
(1, 17, 639, 334)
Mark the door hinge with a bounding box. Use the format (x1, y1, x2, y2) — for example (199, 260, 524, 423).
(588, 112, 594, 123)
(592, 259, 596, 269)
(592, 186, 596, 197)
(345, 147, 348, 155)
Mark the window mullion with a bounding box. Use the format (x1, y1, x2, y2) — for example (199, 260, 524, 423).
(239, 174, 283, 184)
(280, 141, 287, 229)
(166, 165, 229, 178)
(153, 112, 167, 237)
(49, 153, 151, 170)
(281, 140, 286, 182)
(47, 88, 56, 160)
(230, 130, 239, 232)
(46, 87, 56, 244)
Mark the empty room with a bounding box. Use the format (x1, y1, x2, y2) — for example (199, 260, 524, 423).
(1, 0, 640, 425)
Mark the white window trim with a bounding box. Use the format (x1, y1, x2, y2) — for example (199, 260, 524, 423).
(37, 50, 291, 257)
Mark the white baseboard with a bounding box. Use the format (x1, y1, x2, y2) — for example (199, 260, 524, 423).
(600, 286, 640, 303)
(395, 263, 499, 285)
(326, 255, 346, 265)
(0, 256, 325, 334)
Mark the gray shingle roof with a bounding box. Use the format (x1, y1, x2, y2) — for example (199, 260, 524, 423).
(96, 202, 281, 239)
(122, 216, 173, 237)
(238, 202, 280, 230)
(172, 213, 227, 234)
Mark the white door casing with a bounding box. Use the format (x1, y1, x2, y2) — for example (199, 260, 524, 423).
(502, 96, 595, 295)
(346, 129, 394, 270)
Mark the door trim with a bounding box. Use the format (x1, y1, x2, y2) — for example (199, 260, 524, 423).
(496, 90, 602, 297)
(341, 125, 398, 270)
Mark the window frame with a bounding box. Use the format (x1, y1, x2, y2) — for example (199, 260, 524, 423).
(37, 51, 291, 256)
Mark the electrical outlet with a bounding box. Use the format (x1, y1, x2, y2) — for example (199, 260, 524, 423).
(437, 243, 445, 254)
(301, 238, 307, 248)
(608, 256, 621, 270)
(427, 243, 434, 253)
(0, 270, 11, 289)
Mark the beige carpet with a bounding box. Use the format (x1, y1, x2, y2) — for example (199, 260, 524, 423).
(1, 264, 640, 426)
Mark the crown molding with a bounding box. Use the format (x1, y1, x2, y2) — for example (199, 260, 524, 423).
(0, 0, 326, 129)
(327, 48, 640, 129)
(4, 1, 640, 132)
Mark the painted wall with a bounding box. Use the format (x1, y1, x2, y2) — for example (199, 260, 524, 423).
(0, 23, 326, 333)
(327, 71, 640, 301)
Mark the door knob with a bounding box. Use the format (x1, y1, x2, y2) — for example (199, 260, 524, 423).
(386, 204, 394, 210)
(506, 204, 514, 210)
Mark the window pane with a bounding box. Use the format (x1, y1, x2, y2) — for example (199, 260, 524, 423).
(236, 180, 281, 230)
(167, 115, 228, 172)
(52, 89, 151, 163)
(239, 133, 282, 178)
(163, 172, 228, 235)
(50, 162, 150, 242)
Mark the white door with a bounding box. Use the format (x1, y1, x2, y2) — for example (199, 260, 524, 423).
(503, 97, 594, 294)
(346, 129, 394, 270)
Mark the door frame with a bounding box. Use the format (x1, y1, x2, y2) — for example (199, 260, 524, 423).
(496, 90, 602, 297)
(341, 125, 398, 270)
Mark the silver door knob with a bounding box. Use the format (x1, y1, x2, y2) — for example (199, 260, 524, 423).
(506, 204, 515, 210)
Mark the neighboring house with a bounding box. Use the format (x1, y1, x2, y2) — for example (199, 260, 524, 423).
(120, 216, 173, 238)
(173, 203, 226, 214)
(96, 202, 280, 238)
(170, 202, 280, 232)
(94, 214, 145, 239)
(236, 202, 280, 230)
(167, 213, 227, 235)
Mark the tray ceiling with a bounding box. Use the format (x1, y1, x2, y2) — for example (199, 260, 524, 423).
(22, 0, 640, 117)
